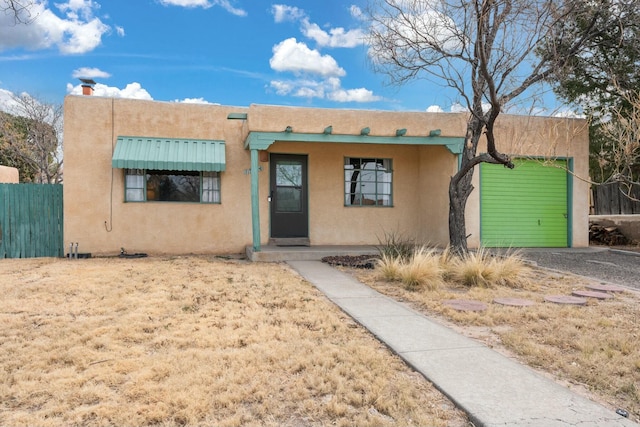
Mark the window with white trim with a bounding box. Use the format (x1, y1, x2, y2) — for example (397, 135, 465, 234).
(344, 158, 393, 206)
(124, 169, 221, 203)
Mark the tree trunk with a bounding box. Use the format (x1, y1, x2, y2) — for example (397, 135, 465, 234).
(448, 168, 474, 255)
(448, 114, 485, 255)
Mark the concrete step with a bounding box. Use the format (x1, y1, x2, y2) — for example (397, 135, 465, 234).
(246, 245, 378, 262)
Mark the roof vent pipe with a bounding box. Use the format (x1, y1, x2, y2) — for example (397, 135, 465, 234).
(79, 78, 96, 96)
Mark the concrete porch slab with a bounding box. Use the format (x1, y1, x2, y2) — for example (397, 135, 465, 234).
(246, 245, 378, 262)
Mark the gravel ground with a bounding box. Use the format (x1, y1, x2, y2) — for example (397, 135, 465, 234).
(518, 246, 640, 291)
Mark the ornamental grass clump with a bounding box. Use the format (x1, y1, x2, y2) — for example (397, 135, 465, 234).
(490, 250, 531, 288)
(377, 253, 404, 282)
(399, 246, 443, 291)
(450, 248, 530, 288)
(450, 248, 496, 288)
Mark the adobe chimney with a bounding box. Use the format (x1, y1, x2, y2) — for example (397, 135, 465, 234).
(79, 78, 96, 96)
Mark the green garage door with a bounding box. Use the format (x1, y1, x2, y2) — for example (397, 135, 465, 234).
(480, 159, 569, 247)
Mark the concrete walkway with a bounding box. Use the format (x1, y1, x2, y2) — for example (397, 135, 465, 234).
(287, 260, 639, 427)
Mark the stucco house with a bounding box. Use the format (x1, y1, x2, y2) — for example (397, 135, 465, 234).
(63, 95, 589, 258)
(0, 165, 19, 183)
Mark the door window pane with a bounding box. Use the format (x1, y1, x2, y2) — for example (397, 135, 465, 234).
(276, 187, 301, 212)
(276, 162, 302, 186)
(276, 161, 302, 212)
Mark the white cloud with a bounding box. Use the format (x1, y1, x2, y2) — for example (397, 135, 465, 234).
(271, 4, 304, 23)
(66, 82, 153, 99)
(554, 109, 584, 119)
(350, 5, 364, 20)
(0, 0, 110, 54)
(269, 80, 294, 96)
(368, 5, 464, 65)
(269, 77, 379, 103)
(158, 0, 247, 16)
(450, 103, 468, 113)
(71, 67, 111, 79)
(449, 102, 491, 113)
(294, 85, 325, 99)
(328, 88, 381, 103)
(115, 25, 125, 37)
(272, 5, 365, 48)
(268, 6, 374, 103)
(174, 97, 219, 104)
(158, 0, 211, 7)
(301, 19, 365, 48)
(270, 38, 345, 78)
(426, 105, 444, 113)
(0, 88, 20, 113)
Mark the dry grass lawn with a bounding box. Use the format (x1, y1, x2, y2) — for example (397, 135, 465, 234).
(348, 258, 640, 423)
(0, 256, 468, 427)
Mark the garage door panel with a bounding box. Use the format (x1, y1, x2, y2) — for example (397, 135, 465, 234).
(480, 159, 568, 248)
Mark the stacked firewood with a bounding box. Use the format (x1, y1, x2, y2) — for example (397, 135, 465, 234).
(589, 223, 629, 246)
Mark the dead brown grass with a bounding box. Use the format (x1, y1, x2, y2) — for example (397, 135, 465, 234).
(0, 256, 468, 427)
(349, 265, 640, 423)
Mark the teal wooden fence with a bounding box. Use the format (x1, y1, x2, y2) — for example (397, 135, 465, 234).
(0, 184, 63, 258)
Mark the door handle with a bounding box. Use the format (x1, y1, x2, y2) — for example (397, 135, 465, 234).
(268, 190, 273, 202)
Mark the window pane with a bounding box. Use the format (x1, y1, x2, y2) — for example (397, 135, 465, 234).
(125, 169, 144, 202)
(344, 157, 392, 207)
(126, 174, 143, 188)
(276, 187, 301, 212)
(146, 170, 200, 202)
(125, 169, 221, 203)
(276, 162, 302, 186)
(126, 188, 144, 201)
(202, 172, 221, 204)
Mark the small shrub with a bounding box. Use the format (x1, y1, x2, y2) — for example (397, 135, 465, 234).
(399, 246, 443, 291)
(376, 230, 415, 262)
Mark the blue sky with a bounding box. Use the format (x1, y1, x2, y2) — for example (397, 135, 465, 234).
(0, 0, 461, 112)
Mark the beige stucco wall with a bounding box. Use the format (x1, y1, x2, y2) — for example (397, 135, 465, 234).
(264, 142, 455, 246)
(418, 145, 459, 245)
(64, 96, 589, 255)
(64, 96, 251, 255)
(0, 165, 19, 183)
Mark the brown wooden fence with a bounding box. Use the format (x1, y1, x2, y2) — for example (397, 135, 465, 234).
(592, 182, 640, 215)
(0, 184, 63, 258)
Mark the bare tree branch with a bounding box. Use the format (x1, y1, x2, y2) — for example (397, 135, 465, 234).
(0, 94, 63, 183)
(0, 0, 37, 25)
(366, 0, 606, 253)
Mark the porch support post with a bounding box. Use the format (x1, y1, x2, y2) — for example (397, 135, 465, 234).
(250, 148, 261, 252)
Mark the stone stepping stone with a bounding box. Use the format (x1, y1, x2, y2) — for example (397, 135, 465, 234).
(585, 283, 626, 293)
(443, 299, 487, 312)
(572, 290, 613, 300)
(493, 297, 536, 307)
(544, 295, 587, 306)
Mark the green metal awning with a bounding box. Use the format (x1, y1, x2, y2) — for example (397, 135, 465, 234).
(112, 137, 226, 172)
